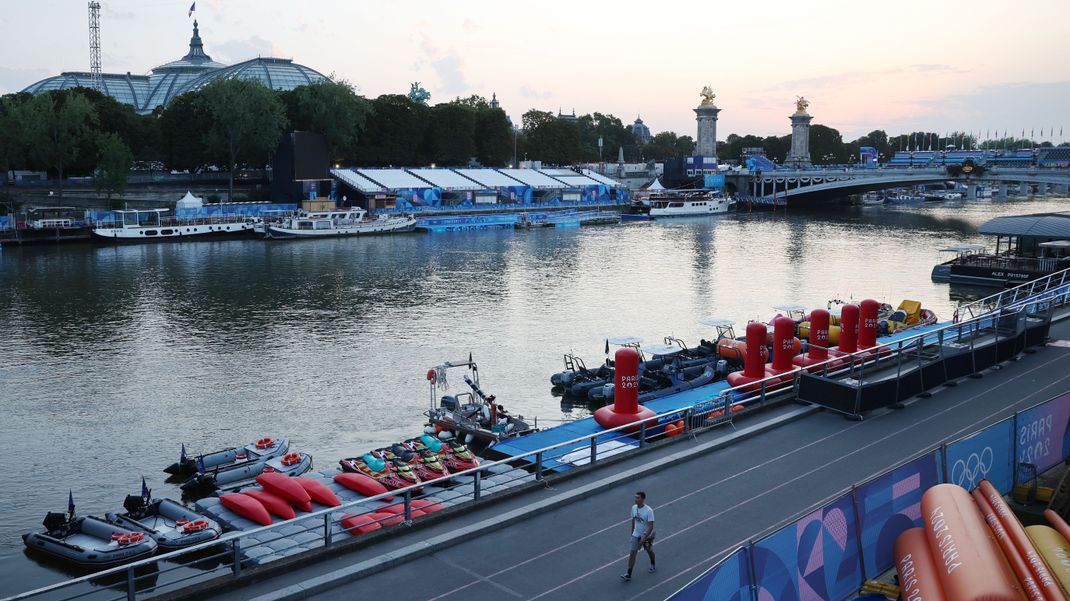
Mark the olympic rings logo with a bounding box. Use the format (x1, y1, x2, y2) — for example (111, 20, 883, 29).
(951, 446, 994, 489)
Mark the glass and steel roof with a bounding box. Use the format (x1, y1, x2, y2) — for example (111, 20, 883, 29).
(175, 57, 327, 96)
(21, 72, 149, 109)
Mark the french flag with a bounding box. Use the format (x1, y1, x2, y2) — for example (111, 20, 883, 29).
(188, 2, 195, 17)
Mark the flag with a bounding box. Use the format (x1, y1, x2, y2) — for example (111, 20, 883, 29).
(180, 443, 187, 464)
(68, 490, 75, 515)
(604, 339, 610, 355)
(188, 2, 195, 17)
(197, 456, 206, 475)
(141, 477, 150, 500)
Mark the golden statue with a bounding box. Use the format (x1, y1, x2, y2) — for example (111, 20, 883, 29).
(700, 86, 716, 106)
(795, 96, 810, 113)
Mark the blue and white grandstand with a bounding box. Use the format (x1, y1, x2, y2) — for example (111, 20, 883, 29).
(330, 166, 628, 213)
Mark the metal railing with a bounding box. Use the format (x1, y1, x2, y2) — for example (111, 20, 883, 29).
(955, 265, 1070, 322)
(7, 286, 1070, 601)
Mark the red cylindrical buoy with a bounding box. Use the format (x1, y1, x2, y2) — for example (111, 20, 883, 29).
(767, 317, 799, 377)
(837, 304, 859, 355)
(859, 299, 880, 349)
(593, 348, 655, 430)
(894, 528, 948, 601)
(794, 309, 829, 369)
(726, 322, 770, 390)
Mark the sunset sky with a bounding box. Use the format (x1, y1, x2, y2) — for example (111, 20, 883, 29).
(3, 0, 1069, 142)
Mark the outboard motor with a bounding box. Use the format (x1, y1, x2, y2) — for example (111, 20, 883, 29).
(715, 359, 729, 377)
(440, 395, 458, 411)
(123, 495, 150, 516)
(42, 512, 70, 532)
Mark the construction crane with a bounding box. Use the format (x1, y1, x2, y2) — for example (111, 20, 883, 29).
(88, 1, 102, 92)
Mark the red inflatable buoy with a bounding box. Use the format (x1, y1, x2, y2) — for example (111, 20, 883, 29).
(593, 348, 655, 431)
(858, 299, 880, 350)
(835, 304, 859, 356)
(794, 308, 830, 370)
(242, 488, 297, 520)
(726, 322, 772, 391)
(767, 317, 800, 379)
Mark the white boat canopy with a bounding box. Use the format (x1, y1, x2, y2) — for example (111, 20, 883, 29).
(938, 244, 986, 253)
(645, 178, 666, 191)
(698, 317, 734, 327)
(606, 336, 643, 346)
(642, 343, 683, 356)
(772, 304, 807, 313)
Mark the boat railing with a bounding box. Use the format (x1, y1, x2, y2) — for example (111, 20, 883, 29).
(954, 264, 1070, 322)
(9, 286, 1070, 601)
(93, 214, 256, 229)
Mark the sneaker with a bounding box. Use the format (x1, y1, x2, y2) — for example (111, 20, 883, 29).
(648, 565, 657, 573)
(620, 573, 631, 581)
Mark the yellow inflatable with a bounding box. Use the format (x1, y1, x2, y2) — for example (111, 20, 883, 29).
(797, 323, 841, 346)
(1025, 525, 1070, 594)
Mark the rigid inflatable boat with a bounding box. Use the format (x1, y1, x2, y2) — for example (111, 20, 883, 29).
(106, 495, 221, 551)
(164, 436, 289, 477)
(23, 513, 158, 568)
(425, 358, 533, 447)
(180, 451, 312, 494)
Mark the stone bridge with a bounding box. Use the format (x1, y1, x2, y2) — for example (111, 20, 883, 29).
(723, 167, 1070, 204)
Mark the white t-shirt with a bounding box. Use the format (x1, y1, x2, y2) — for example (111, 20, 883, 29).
(631, 504, 655, 538)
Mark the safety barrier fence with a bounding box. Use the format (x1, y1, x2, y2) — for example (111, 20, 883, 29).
(956, 265, 1070, 323)
(668, 390, 1070, 601)
(7, 287, 1070, 601)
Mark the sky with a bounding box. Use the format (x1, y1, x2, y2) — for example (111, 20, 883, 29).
(2, 0, 1069, 142)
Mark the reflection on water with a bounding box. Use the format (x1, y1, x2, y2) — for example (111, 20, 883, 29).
(0, 196, 1066, 594)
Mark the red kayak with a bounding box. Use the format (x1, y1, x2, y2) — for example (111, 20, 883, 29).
(295, 478, 341, 507)
(242, 488, 296, 520)
(219, 493, 272, 526)
(256, 472, 312, 512)
(339, 457, 422, 492)
(334, 473, 392, 500)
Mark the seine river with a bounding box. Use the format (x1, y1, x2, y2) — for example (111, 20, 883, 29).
(0, 196, 1065, 594)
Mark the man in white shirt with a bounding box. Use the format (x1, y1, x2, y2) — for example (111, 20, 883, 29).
(621, 491, 656, 581)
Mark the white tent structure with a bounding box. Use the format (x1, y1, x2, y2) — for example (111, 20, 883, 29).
(176, 190, 204, 209)
(645, 178, 666, 191)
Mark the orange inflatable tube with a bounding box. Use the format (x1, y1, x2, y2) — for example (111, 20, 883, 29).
(972, 488, 1046, 601)
(1045, 510, 1070, 551)
(1025, 525, 1070, 596)
(921, 483, 1024, 601)
(978, 481, 1066, 601)
(895, 527, 948, 601)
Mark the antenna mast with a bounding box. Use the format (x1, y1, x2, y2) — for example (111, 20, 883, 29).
(88, 1, 102, 91)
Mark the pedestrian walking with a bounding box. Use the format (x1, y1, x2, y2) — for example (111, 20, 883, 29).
(621, 491, 655, 581)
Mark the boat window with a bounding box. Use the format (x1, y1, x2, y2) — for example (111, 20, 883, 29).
(161, 229, 174, 235)
(314, 221, 332, 230)
(298, 221, 313, 230)
(144, 230, 158, 236)
(669, 202, 684, 208)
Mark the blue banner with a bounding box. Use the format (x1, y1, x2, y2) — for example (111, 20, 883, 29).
(704, 174, 725, 189)
(855, 450, 942, 578)
(669, 547, 750, 601)
(945, 419, 1015, 494)
(0, 215, 10, 230)
(752, 492, 861, 600)
(1016, 391, 1070, 475)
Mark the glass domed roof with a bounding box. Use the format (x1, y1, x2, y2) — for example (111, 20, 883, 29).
(175, 57, 327, 96)
(22, 72, 149, 109)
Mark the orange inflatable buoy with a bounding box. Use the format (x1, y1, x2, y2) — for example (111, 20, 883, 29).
(255, 437, 275, 450)
(665, 420, 684, 437)
(894, 528, 947, 601)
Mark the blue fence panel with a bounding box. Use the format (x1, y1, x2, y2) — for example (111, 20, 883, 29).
(945, 418, 1015, 494)
(669, 547, 751, 601)
(1016, 391, 1070, 475)
(0, 215, 10, 230)
(855, 450, 942, 579)
(751, 492, 861, 600)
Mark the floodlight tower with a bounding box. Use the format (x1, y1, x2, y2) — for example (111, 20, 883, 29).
(88, 1, 102, 91)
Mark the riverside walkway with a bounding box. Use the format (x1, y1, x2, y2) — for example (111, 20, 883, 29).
(203, 318, 1070, 601)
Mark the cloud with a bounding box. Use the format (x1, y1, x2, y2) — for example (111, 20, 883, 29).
(768, 64, 966, 92)
(102, 5, 136, 20)
(416, 33, 471, 96)
(0, 67, 52, 94)
(462, 19, 480, 33)
(212, 36, 287, 62)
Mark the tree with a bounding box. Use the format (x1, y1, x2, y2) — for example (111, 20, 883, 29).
(428, 102, 477, 165)
(281, 79, 371, 163)
(353, 94, 431, 166)
(522, 110, 580, 165)
(197, 79, 287, 200)
(475, 107, 513, 166)
(93, 132, 133, 207)
(159, 92, 210, 172)
(576, 113, 634, 162)
(21, 91, 98, 199)
(0, 94, 29, 197)
(674, 135, 695, 156)
(808, 124, 846, 164)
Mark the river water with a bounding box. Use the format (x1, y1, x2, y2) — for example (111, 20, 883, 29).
(0, 196, 1065, 595)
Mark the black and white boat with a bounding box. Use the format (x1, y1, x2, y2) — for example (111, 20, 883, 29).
(424, 358, 534, 448)
(23, 494, 158, 568)
(106, 484, 221, 551)
(92, 209, 257, 241)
